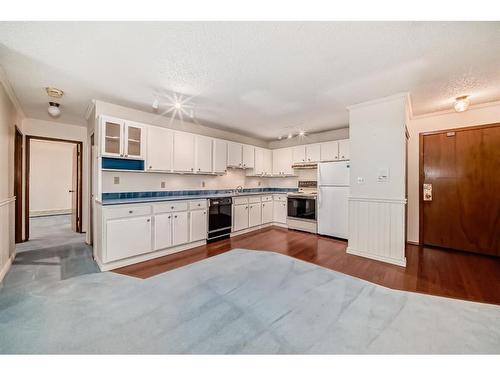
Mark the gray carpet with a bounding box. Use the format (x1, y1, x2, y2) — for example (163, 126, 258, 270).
(1, 217, 499, 354)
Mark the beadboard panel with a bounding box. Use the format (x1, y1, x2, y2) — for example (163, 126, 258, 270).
(347, 197, 406, 267)
(0, 197, 15, 282)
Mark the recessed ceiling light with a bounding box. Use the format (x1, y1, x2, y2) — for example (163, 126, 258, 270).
(299, 130, 306, 136)
(45, 87, 64, 99)
(47, 102, 61, 117)
(287, 134, 293, 139)
(454, 95, 470, 112)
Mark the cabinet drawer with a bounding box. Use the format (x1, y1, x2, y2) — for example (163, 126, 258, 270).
(189, 200, 207, 210)
(261, 195, 273, 202)
(104, 204, 152, 219)
(153, 201, 189, 213)
(233, 196, 249, 205)
(248, 196, 262, 203)
(273, 194, 287, 202)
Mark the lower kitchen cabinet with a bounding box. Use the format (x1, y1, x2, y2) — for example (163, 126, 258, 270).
(172, 211, 189, 246)
(262, 201, 273, 224)
(190, 209, 207, 242)
(233, 204, 249, 232)
(154, 213, 173, 250)
(106, 215, 152, 262)
(248, 203, 262, 227)
(273, 201, 287, 224)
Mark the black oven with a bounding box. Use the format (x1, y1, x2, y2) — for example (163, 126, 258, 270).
(287, 196, 316, 221)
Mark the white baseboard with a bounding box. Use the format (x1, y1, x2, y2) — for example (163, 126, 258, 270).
(30, 209, 72, 217)
(347, 247, 407, 267)
(0, 253, 15, 283)
(96, 240, 207, 271)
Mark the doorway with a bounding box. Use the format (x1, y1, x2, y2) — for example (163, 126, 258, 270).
(419, 123, 500, 256)
(14, 126, 23, 243)
(25, 136, 83, 241)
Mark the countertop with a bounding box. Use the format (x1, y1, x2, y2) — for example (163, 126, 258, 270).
(100, 191, 288, 206)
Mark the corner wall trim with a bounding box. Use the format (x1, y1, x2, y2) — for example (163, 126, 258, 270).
(347, 247, 407, 267)
(0, 253, 15, 283)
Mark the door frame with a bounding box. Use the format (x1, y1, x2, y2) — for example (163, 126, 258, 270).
(418, 122, 500, 245)
(14, 126, 23, 243)
(25, 135, 84, 240)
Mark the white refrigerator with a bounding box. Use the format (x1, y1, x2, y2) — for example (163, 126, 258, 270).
(317, 161, 350, 239)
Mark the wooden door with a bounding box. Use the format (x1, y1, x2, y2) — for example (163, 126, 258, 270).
(421, 124, 500, 256)
(14, 127, 23, 243)
(70, 144, 80, 232)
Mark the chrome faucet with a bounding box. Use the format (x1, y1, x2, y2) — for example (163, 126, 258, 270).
(234, 185, 243, 194)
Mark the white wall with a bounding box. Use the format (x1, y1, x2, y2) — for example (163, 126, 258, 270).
(22, 118, 89, 236)
(29, 140, 75, 215)
(406, 101, 500, 243)
(0, 71, 23, 282)
(347, 93, 408, 266)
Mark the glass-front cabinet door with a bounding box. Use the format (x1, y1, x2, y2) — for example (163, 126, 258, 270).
(124, 122, 144, 159)
(102, 117, 124, 157)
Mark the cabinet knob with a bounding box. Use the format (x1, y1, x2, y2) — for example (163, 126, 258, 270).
(120, 154, 124, 157)
(203, 211, 206, 214)
(149, 165, 152, 169)
(168, 216, 171, 218)
(129, 210, 133, 214)
(191, 168, 194, 171)
(171, 206, 174, 209)
(147, 219, 151, 222)
(335, 156, 338, 159)
(174, 215, 178, 218)
(125, 154, 128, 157)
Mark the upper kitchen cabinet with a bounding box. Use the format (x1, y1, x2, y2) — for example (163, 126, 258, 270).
(146, 126, 173, 172)
(124, 122, 145, 159)
(305, 144, 321, 162)
(227, 142, 243, 168)
(242, 145, 255, 169)
(100, 116, 145, 159)
(320, 141, 339, 161)
(292, 146, 306, 164)
(195, 135, 213, 173)
(273, 147, 294, 175)
(338, 139, 350, 160)
(213, 139, 227, 174)
(249, 147, 272, 176)
(101, 116, 124, 157)
(173, 131, 195, 172)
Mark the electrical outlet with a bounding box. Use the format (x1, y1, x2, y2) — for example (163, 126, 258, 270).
(201, 181, 206, 188)
(258, 181, 261, 186)
(161, 181, 166, 188)
(113, 176, 120, 185)
(357, 176, 364, 184)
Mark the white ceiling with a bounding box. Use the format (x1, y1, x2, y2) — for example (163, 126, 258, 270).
(1, 22, 499, 140)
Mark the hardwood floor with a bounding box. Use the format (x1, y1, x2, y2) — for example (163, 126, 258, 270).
(113, 226, 500, 305)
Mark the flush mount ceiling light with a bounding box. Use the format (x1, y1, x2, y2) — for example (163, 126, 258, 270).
(152, 98, 159, 110)
(47, 102, 61, 117)
(298, 130, 306, 136)
(45, 87, 64, 98)
(454, 95, 470, 112)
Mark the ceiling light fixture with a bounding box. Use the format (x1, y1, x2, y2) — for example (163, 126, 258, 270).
(454, 95, 470, 112)
(287, 134, 293, 139)
(152, 98, 159, 110)
(47, 102, 61, 117)
(277, 136, 282, 140)
(45, 87, 64, 98)
(298, 130, 306, 136)
(174, 101, 182, 110)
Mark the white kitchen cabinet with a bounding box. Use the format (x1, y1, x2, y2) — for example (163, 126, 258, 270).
(305, 143, 321, 162)
(292, 146, 306, 164)
(213, 139, 227, 174)
(233, 204, 249, 232)
(273, 147, 294, 176)
(190, 209, 207, 242)
(338, 139, 350, 160)
(248, 203, 262, 227)
(106, 215, 152, 262)
(101, 116, 124, 157)
(147, 126, 173, 171)
(261, 201, 273, 224)
(172, 211, 189, 246)
(263, 149, 273, 175)
(320, 141, 339, 161)
(173, 132, 195, 172)
(242, 145, 255, 169)
(101, 116, 145, 160)
(154, 213, 173, 250)
(195, 135, 213, 173)
(227, 142, 243, 168)
(124, 122, 145, 159)
(273, 201, 287, 224)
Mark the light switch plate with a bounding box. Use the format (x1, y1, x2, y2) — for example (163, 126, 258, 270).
(113, 176, 120, 185)
(377, 168, 389, 183)
(357, 177, 365, 184)
(161, 181, 166, 188)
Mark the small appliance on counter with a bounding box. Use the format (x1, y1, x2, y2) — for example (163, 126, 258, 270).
(207, 197, 232, 242)
(317, 161, 350, 239)
(287, 180, 318, 233)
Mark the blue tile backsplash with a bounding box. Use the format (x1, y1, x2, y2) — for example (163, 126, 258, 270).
(102, 187, 297, 202)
